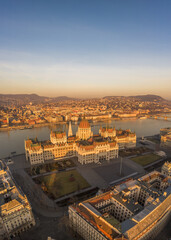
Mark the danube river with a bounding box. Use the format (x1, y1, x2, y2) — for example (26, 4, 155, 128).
(0, 118, 171, 158)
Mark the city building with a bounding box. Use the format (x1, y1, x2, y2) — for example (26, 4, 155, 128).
(76, 137, 118, 165)
(99, 127, 137, 149)
(69, 171, 171, 240)
(160, 127, 171, 147)
(161, 161, 171, 176)
(0, 169, 35, 239)
(25, 119, 136, 165)
(1, 96, 171, 131)
(25, 138, 75, 165)
(50, 131, 67, 144)
(160, 133, 171, 147)
(115, 129, 136, 149)
(99, 126, 116, 138)
(99, 127, 136, 149)
(76, 119, 93, 140)
(160, 127, 171, 135)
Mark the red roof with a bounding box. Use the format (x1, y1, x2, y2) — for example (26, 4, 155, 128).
(51, 131, 66, 138)
(79, 145, 95, 150)
(79, 119, 90, 128)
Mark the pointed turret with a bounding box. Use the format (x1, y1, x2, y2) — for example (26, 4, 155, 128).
(68, 121, 73, 137)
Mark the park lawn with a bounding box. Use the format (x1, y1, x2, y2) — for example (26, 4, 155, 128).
(36, 169, 90, 199)
(131, 154, 161, 166)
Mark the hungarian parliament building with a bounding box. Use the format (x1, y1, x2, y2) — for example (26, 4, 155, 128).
(25, 119, 136, 165)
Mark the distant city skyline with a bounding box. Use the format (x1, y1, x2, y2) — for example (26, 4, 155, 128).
(0, 0, 171, 99)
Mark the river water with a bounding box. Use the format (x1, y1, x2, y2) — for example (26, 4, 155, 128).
(0, 118, 171, 158)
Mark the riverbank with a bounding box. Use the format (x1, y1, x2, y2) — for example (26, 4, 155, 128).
(0, 118, 171, 159)
(0, 122, 67, 132)
(1, 114, 170, 132)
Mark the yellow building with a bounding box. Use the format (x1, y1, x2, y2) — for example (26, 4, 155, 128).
(0, 170, 35, 239)
(115, 129, 136, 149)
(76, 119, 93, 140)
(161, 161, 171, 176)
(50, 131, 67, 144)
(160, 127, 171, 147)
(25, 119, 136, 165)
(160, 133, 171, 147)
(76, 138, 119, 164)
(25, 139, 75, 165)
(99, 127, 136, 149)
(99, 126, 116, 138)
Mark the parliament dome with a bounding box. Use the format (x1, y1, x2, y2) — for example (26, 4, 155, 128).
(79, 119, 90, 129)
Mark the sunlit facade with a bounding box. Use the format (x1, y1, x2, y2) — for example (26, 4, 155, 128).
(76, 119, 93, 140)
(160, 127, 171, 147)
(161, 161, 171, 176)
(76, 140, 118, 164)
(99, 127, 136, 149)
(25, 119, 136, 165)
(0, 170, 35, 239)
(69, 171, 171, 240)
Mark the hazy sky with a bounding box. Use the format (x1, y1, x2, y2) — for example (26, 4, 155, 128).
(0, 0, 171, 99)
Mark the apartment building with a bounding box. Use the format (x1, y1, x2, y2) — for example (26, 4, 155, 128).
(0, 170, 35, 239)
(69, 171, 171, 240)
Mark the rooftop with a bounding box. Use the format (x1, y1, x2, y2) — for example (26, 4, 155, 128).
(0, 169, 29, 217)
(70, 170, 171, 239)
(72, 203, 120, 239)
(79, 119, 90, 129)
(51, 131, 66, 138)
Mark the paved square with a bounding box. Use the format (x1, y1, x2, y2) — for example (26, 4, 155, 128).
(93, 161, 136, 184)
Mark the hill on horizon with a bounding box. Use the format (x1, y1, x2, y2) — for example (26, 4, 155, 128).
(0, 94, 79, 105)
(103, 94, 166, 101)
(0, 93, 169, 106)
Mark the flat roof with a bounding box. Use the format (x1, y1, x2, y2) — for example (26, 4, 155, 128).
(82, 202, 102, 217)
(113, 193, 143, 213)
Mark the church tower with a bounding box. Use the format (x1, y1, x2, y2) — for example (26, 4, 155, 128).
(68, 121, 73, 137)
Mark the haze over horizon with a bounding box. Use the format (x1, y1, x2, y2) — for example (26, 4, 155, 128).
(0, 92, 171, 100)
(0, 0, 171, 99)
